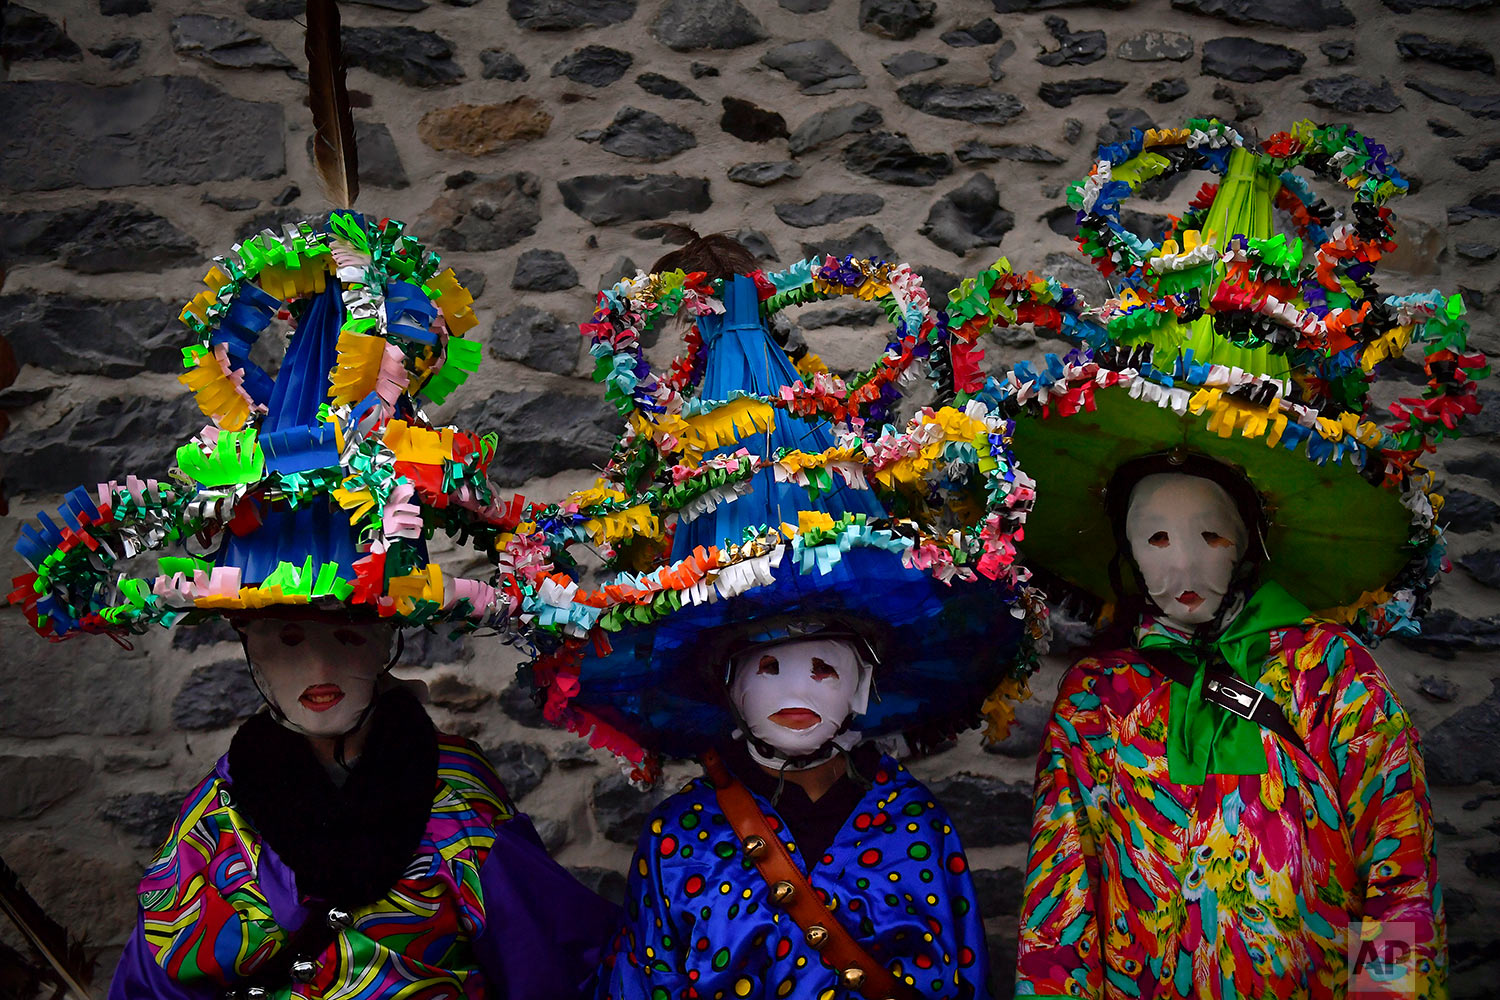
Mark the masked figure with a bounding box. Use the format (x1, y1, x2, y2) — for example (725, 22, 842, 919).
(11, 210, 616, 1000)
(503, 231, 1054, 999)
(958, 118, 1484, 999)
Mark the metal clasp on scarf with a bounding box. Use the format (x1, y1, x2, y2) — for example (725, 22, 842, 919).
(1205, 674, 1265, 721)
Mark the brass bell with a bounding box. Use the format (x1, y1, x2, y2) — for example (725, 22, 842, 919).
(742, 835, 767, 859)
(804, 924, 829, 950)
(841, 967, 866, 989)
(770, 880, 795, 905)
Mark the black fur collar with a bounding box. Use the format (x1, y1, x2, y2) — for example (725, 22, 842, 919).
(227, 687, 439, 908)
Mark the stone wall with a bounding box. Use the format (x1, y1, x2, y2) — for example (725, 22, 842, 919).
(1, 0, 1498, 995)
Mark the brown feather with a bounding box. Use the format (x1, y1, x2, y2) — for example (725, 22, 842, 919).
(304, 0, 359, 210)
(0, 855, 95, 1000)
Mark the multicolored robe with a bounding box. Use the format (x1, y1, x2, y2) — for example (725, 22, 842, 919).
(602, 753, 989, 1000)
(1016, 620, 1447, 999)
(109, 737, 617, 1000)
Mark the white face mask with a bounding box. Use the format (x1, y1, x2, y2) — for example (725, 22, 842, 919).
(728, 638, 872, 763)
(1125, 473, 1248, 629)
(240, 619, 391, 738)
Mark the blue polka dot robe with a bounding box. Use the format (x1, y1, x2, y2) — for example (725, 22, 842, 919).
(599, 753, 990, 1000)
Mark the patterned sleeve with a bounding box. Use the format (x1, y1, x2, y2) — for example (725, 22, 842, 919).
(1015, 658, 1111, 999)
(599, 799, 696, 1000)
(1317, 629, 1448, 999)
(133, 774, 288, 987)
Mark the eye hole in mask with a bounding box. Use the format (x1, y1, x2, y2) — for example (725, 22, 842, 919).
(1201, 531, 1235, 549)
(1149, 531, 1169, 547)
(810, 657, 839, 681)
(756, 655, 779, 676)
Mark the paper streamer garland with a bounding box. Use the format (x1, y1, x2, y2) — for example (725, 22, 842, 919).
(11, 213, 520, 640)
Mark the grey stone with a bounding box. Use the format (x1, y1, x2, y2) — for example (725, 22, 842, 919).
(90, 38, 143, 69)
(921, 173, 1014, 256)
(1040, 251, 1111, 307)
(1064, 118, 1084, 143)
(552, 45, 633, 87)
(1430, 117, 1465, 138)
(955, 140, 1065, 164)
(499, 674, 549, 727)
(1457, 241, 1499, 260)
(102, 0, 152, 12)
(484, 741, 551, 800)
(403, 629, 472, 667)
(592, 107, 696, 162)
(570, 866, 629, 903)
(0, 77, 285, 192)
(3, 6, 83, 62)
(1442, 488, 1500, 533)
(271, 184, 301, 207)
(727, 161, 804, 186)
(1202, 37, 1305, 83)
(172, 658, 263, 731)
(170, 15, 292, 70)
(558, 173, 712, 225)
(1096, 106, 1157, 144)
(416, 172, 541, 251)
(1149, 77, 1190, 103)
(651, 0, 768, 51)
(799, 224, 895, 262)
(0, 203, 197, 274)
(1, 294, 181, 377)
(928, 772, 1031, 846)
(989, 40, 1018, 80)
(454, 390, 619, 486)
(0, 392, 201, 495)
(246, 0, 302, 16)
(533, 816, 570, 851)
(1170, 0, 1353, 30)
(348, 0, 427, 9)
(859, 0, 935, 39)
(1419, 675, 1461, 702)
(592, 771, 676, 842)
(511, 250, 580, 293)
(916, 265, 960, 302)
(882, 50, 947, 77)
(762, 39, 866, 95)
(1037, 16, 1106, 66)
(1423, 678, 1500, 784)
(843, 132, 953, 187)
(1455, 146, 1500, 171)
(789, 103, 884, 156)
(481, 49, 529, 81)
(509, 0, 636, 29)
(1449, 452, 1500, 481)
(897, 83, 1025, 124)
(0, 755, 91, 820)
(342, 26, 464, 87)
(1212, 82, 1263, 120)
(1396, 34, 1495, 75)
(636, 72, 705, 103)
(1117, 29, 1193, 62)
(429, 675, 494, 711)
(1320, 39, 1355, 63)
(489, 305, 579, 374)
(1449, 192, 1500, 224)
(1302, 76, 1403, 114)
(100, 791, 182, 846)
(941, 19, 1002, 47)
(1038, 77, 1128, 107)
(305, 120, 408, 189)
(971, 866, 1024, 918)
(1406, 80, 1500, 120)
(720, 97, 789, 142)
(774, 192, 885, 229)
(798, 303, 885, 328)
(735, 227, 779, 261)
(597, 256, 640, 290)
(1400, 609, 1500, 660)
(991, 0, 1131, 7)
(1458, 548, 1500, 587)
(781, 0, 833, 9)
(691, 62, 719, 78)
(0, 624, 155, 737)
(172, 618, 239, 651)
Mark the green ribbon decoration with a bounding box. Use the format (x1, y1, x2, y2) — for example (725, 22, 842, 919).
(1137, 580, 1310, 785)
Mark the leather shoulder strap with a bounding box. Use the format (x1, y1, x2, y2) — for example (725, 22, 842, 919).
(700, 750, 918, 1000)
(1134, 647, 1308, 757)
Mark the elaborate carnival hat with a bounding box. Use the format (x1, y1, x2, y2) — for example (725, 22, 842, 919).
(9, 3, 519, 641)
(501, 241, 1052, 782)
(966, 118, 1488, 640)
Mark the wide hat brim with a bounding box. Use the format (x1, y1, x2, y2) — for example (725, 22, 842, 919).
(561, 546, 1029, 761)
(1011, 386, 1413, 614)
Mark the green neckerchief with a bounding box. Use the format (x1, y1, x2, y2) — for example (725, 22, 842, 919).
(1137, 581, 1311, 785)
